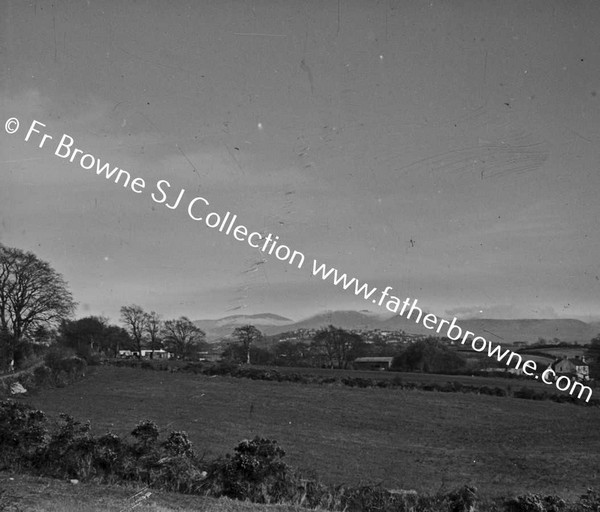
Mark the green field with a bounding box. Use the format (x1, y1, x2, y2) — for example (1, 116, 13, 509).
(23, 366, 600, 500)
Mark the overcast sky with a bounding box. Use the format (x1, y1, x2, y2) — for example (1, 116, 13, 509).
(1, 0, 599, 323)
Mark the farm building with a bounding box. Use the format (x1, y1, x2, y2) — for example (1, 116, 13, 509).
(118, 349, 173, 359)
(353, 356, 394, 371)
(140, 349, 172, 359)
(551, 357, 589, 381)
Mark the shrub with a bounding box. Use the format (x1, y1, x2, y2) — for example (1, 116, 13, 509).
(131, 420, 160, 450)
(506, 493, 566, 512)
(37, 413, 95, 479)
(514, 387, 537, 400)
(152, 454, 207, 494)
(44, 346, 76, 371)
(33, 365, 53, 387)
(163, 430, 194, 457)
(94, 432, 128, 480)
(573, 488, 600, 512)
(203, 437, 298, 503)
(0, 400, 48, 468)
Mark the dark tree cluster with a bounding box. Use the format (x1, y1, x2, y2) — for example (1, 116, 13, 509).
(0, 244, 76, 367)
(391, 338, 466, 373)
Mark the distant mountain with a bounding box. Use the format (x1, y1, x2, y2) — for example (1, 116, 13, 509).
(195, 310, 597, 344)
(262, 310, 387, 335)
(380, 316, 595, 343)
(455, 318, 596, 344)
(588, 322, 600, 337)
(379, 312, 439, 335)
(194, 313, 293, 341)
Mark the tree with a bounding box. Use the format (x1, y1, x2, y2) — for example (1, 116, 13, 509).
(586, 335, 600, 380)
(222, 343, 273, 365)
(59, 316, 107, 360)
(312, 325, 365, 369)
(163, 316, 206, 360)
(0, 244, 76, 366)
(232, 325, 263, 364)
(120, 305, 147, 357)
(101, 325, 132, 357)
(392, 338, 466, 373)
(59, 316, 131, 359)
(144, 311, 163, 357)
(273, 341, 307, 366)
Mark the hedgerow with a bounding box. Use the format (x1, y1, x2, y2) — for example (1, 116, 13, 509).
(107, 359, 600, 407)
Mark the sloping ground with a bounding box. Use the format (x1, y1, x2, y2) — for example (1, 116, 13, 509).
(0, 472, 319, 512)
(23, 366, 600, 500)
(0, 360, 44, 383)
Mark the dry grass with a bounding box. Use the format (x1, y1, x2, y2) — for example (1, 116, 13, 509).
(21, 366, 600, 500)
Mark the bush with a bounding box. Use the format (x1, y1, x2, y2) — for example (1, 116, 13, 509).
(514, 387, 537, 400)
(38, 413, 96, 479)
(203, 437, 298, 503)
(163, 431, 194, 457)
(0, 400, 48, 468)
(573, 489, 600, 512)
(507, 493, 566, 512)
(131, 420, 160, 450)
(33, 365, 53, 387)
(44, 347, 87, 378)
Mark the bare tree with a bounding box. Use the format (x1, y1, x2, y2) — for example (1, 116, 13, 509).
(163, 316, 206, 360)
(312, 325, 364, 369)
(120, 304, 147, 357)
(144, 310, 163, 357)
(232, 324, 263, 364)
(0, 244, 76, 365)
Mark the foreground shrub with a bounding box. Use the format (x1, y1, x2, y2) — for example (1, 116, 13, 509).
(506, 493, 566, 512)
(203, 437, 298, 503)
(0, 400, 48, 469)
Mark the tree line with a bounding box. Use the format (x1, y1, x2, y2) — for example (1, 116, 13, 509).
(1, 242, 600, 378)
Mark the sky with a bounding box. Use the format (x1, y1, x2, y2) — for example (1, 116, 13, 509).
(1, 0, 600, 324)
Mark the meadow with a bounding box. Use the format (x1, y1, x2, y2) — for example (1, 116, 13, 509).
(24, 366, 600, 501)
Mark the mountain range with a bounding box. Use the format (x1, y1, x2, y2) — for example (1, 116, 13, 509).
(194, 310, 599, 344)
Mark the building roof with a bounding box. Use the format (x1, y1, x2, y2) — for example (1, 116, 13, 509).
(354, 357, 395, 363)
(551, 357, 588, 369)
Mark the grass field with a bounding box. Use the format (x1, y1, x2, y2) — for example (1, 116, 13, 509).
(22, 366, 600, 501)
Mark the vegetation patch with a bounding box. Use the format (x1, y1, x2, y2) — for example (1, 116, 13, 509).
(0, 348, 88, 399)
(109, 359, 600, 407)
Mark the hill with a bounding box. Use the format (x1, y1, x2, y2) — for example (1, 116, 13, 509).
(456, 318, 596, 344)
(262, 310, 385, 334)
(194, 313, 293, 341)
(194, 310, 597, 344)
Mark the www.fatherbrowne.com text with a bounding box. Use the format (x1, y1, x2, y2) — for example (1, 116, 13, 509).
(9, 117, 593, 402)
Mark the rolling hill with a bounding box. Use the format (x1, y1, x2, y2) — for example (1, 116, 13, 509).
(193, 313, 293, 341)
(195, 310, 597, 344)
